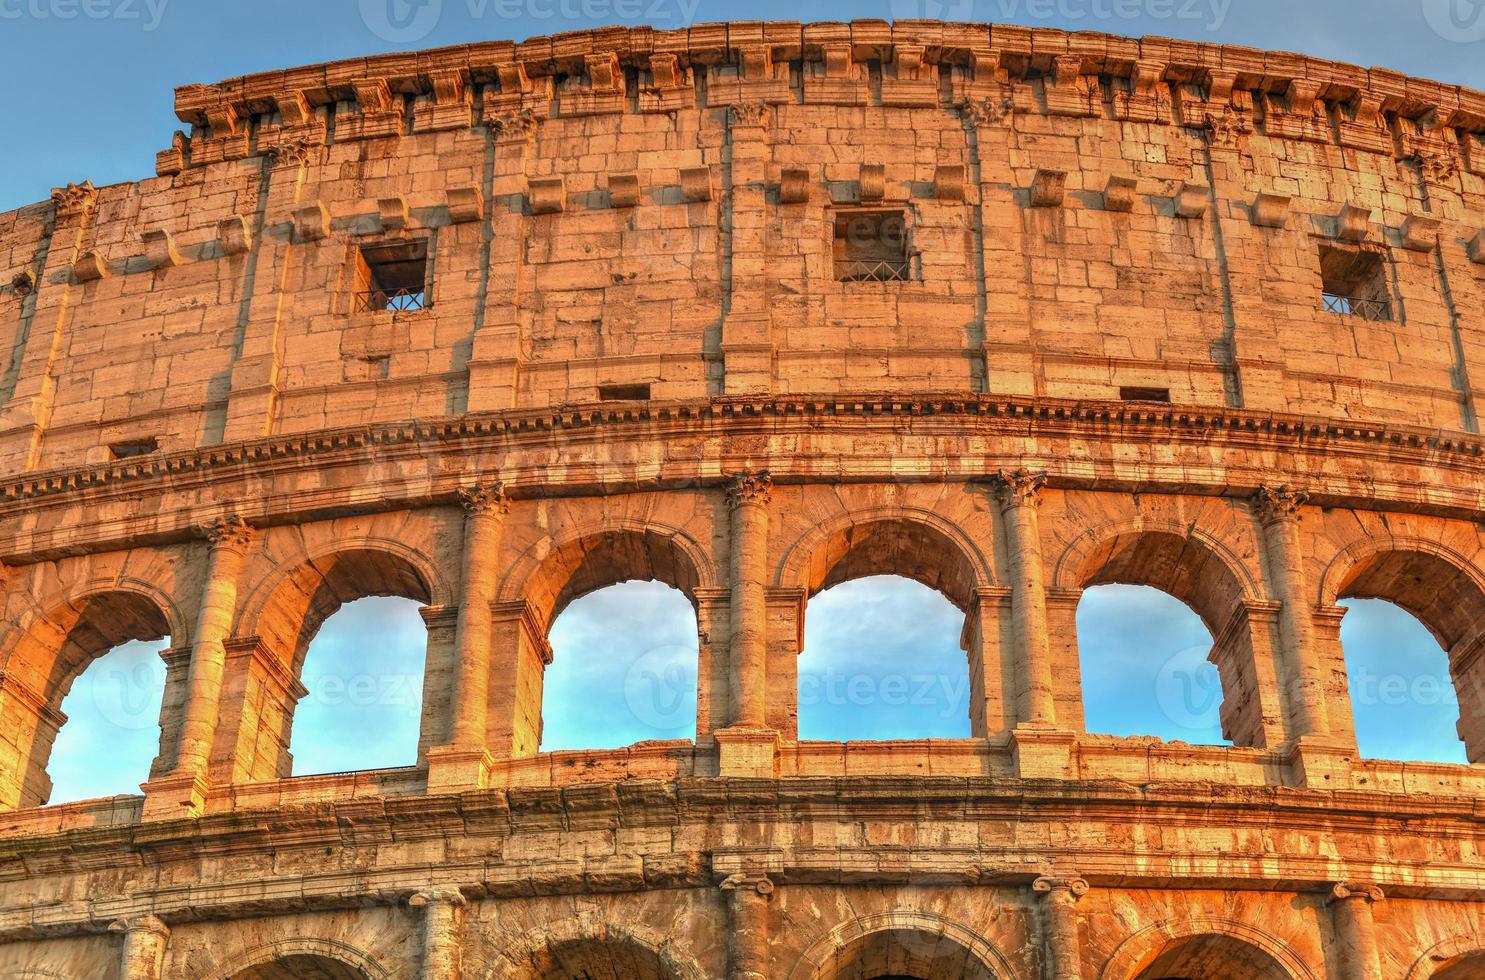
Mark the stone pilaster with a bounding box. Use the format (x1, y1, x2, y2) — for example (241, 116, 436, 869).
(143, 514, 254, 819)
(409, 887, 467, 980)
(428, 483, 508, 793)
(1034, 875, 1088, 980)
(992, 470, 1056, 728)
(1327, 883, 1384, 980)
(110, 915, 169, 980)
(716, 471, 776, 776)
(721, 102, 775, 394)
(721, 871, 773, 980)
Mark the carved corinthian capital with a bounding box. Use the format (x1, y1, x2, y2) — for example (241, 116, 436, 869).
(960, 95, 1013, 128)
(51, 181, 98, 220)
(728, 101, 769, 128)
(457, 482, 510, 516)
(201, 514, 254, 551)
(720, 871, 775, 896)
(991, 468, 1047, 509)
(1254, 484, 1310, 524)
(726, 470, 773, 508)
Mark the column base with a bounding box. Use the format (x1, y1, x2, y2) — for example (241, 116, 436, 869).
(140, 770, 211, 821)
(1283, 736, 1355, 789)
(1011, 726, 1076, 780)
(425, 745, 495, 794)
(713, 727, 780, 778)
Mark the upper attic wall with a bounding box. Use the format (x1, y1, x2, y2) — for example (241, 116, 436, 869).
(1, 20, 1484, 479)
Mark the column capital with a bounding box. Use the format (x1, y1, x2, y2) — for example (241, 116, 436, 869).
(409, 886, 469, 909)
(199, 513, 255, 552)
(51, 180, 98, 220)
(726, 470, 773, 508)
(727, 101, 770, 128)
(1254, 484, 1310, 524)
(1328, 882, 1384, 905)
(990, 468, 1047, 509)
(109, 914, 170, 938)
(721, 871, 775, 897)
(457, 481, 510, 516)
(1033, 875, 1089, 901)
(960, 95, 1013, 128)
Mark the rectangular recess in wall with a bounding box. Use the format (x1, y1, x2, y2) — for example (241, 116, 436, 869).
(598, 383, 652, 401)
(1119, 387, 1171, 403)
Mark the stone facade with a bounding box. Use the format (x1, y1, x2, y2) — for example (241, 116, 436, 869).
(0, 18, 1483, 980)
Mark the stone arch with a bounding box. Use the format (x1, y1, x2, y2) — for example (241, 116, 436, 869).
(201, 938, 390, 980)
(1053, 519, 1273, 746)
(1052, 518, 1260, 635)
(1406, 934, 1485, 980)
(775, 507, 994, 613)
(498, 518, 717, 632)
(1318, 534, 1485, 761)
(0, 575, 185, 811)
(786, 910, 1019, 980)
(485, 919, 709, 980)
(1098, 916, 1316, 980)
(224, 539, 448, 782)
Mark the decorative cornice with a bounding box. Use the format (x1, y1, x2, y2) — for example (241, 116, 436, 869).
(726, 470, 772, 508)
(457, 482, 509, 517)
(990, 468, 1047, 509)
(1254, 484, 1310, 525)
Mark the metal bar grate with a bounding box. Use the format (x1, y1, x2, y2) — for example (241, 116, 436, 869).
(836, 259, 912, 283)
(1323, 292, 1390, 321)
(355, 287, 428, 312)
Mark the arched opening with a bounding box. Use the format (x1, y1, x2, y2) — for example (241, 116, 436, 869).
(1066, 529, 1262, 746)
(525, 938, 683, 980)
(799, 576, 970, 740)
(289, 596, 428, 776)
(0, 589, 175, 810)
(1434, 952, 1485, 980)
(48, 637, 169, 803)
(1332, 548, 1484, 763)
(789, 517, 985, 741)
(510, 526, 708, 756)
(228, 956, 371, 980)
(1340, 598, 1466, 764)
(1131, 933, 1291, 980)
(542, 580, 699, 750)
(1077, 585, 1227, 745)
(807, 928, 998, 980)
(241, 548, 436, 782)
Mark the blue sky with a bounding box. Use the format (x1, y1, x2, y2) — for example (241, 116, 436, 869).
(19, 0, 1482, 798)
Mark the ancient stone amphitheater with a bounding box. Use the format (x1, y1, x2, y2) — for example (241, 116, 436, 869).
(2, 15, 1485, 980)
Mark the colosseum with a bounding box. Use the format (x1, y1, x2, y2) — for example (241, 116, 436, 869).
(1, 14, 1484, 980)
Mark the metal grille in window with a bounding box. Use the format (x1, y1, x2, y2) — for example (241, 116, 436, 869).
(355, 239, 430, 314)
(355, 287, 428, 312)
(837, 259, 912, 283)
(1323, 292, 1391, 321)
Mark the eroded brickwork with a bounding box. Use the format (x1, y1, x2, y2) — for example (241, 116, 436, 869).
(0, 19, 1484, 980)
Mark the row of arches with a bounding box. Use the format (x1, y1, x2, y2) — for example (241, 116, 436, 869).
(38, 914, 1484, 980)
(4, 504, 1485, 810)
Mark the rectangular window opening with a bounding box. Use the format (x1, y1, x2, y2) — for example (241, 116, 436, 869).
(598, 383, 652, 401)
(1119, 386, 1171, 403)
(834, 209, 911, 283)
(1319, 244, 1391, 322)
(109, 437, 159, 460)
(355, 239, 429, 312)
